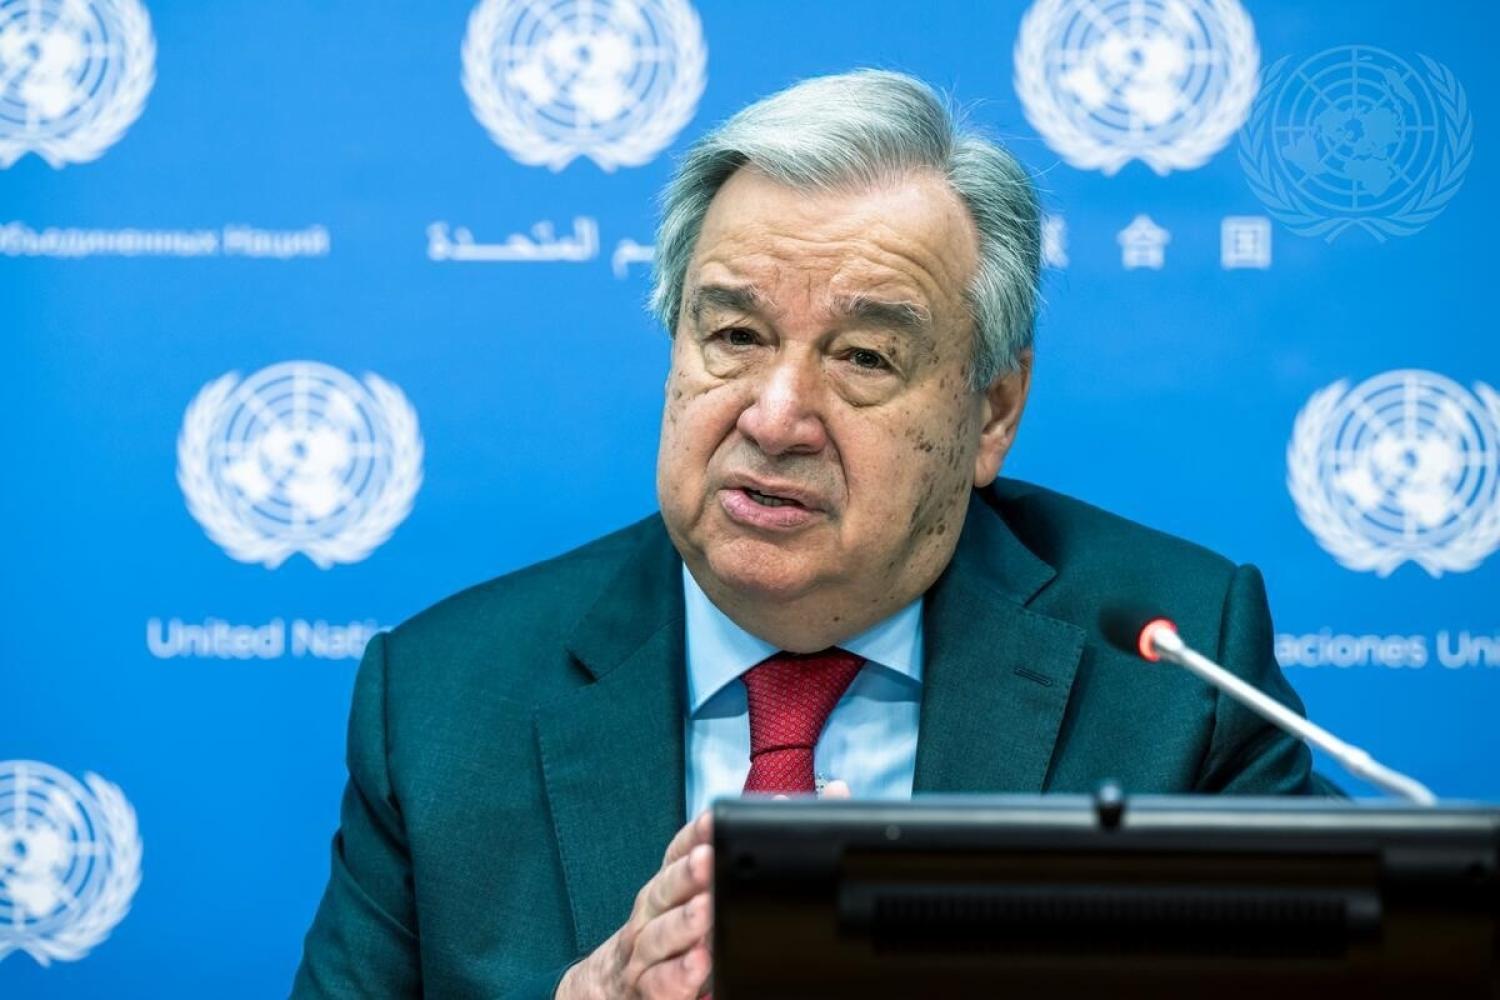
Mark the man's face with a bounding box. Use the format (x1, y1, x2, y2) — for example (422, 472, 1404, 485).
(656, 166, 1026, 637)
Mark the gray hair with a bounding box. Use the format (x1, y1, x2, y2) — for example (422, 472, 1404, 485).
(650, 69, 1041, 390)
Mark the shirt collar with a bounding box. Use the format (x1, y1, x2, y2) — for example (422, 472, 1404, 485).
(682, 564, 924, 715)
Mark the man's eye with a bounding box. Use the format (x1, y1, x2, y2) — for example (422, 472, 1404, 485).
(720, 328, 757, 346)
(848, 348, 890, 371)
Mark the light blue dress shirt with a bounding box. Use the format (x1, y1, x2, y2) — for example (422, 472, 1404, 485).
(682, 565, 924, 818)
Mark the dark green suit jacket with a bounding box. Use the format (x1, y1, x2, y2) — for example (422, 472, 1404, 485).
(291, 480, 1326, 999)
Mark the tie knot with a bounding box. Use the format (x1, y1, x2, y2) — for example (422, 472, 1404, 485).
(742, 648, 865, 756)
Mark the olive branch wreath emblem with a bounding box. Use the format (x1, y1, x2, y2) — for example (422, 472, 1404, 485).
(1286, 378, 1500, 578)
(0, 0, 156, 169)
(1239, 53, 1472, 242)
(461, 0, 706, 172)
(176, 370, 423, 570)
(1013, 0, 1260, 176)
(0, 768, 142, 966)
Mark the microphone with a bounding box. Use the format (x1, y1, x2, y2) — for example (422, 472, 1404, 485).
(1101, 608, 1437, 805)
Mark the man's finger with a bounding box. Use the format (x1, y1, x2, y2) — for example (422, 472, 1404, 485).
(662, 809, 713, 866)
(634, 940, 710, 1000)
(632, 890, 711, 969)
(644, 843, 712, 919)
(822, 779, 851, 799)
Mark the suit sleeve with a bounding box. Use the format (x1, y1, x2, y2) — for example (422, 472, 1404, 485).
(291, 631, 423, 998)
(1195, 564, 1343, 796)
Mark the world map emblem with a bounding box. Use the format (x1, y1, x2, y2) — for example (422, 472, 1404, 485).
(0, 760, 141, 965)
(1239, 47, 1472, 242)
(0, 0, 155, 168)
(460, 0, 706, 171)
(177, 361, 424, 570)
(1288, 370, 1500, 578)
(1012, 0, 1259, 175)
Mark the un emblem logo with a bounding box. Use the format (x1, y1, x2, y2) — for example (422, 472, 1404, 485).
(0, 761, 141, 966)
(177, 361, 424, 570)
(1013, 0, 1258, 175)
(1288, 371, 1500, 578)
(1240, 47, 1472, 242)
(460, 0, 706, 171)
(0, 0, 155, 168)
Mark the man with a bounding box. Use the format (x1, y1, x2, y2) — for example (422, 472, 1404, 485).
(292, 70, 1325, 999)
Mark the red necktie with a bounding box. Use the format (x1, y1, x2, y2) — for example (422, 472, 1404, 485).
(742, 648, 865, 794)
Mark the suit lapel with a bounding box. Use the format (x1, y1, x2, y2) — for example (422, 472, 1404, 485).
(535, 517, 687, 954)
(913, 490, 1086, 794)
(534, 493, 1086, 949)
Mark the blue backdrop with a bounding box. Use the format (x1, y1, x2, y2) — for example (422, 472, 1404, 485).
(3, 1, 1496, 996)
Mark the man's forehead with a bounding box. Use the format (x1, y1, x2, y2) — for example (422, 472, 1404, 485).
(687, 167, 978, 324)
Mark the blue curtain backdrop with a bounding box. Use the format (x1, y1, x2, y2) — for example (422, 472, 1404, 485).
(3, 0, 1496, 995)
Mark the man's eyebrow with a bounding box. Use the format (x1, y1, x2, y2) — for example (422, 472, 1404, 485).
(831, 293, 933, 339)
(688, 284, 932, 340)
(689, 283, 766, 324)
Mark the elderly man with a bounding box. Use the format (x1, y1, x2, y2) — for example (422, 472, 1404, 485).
(292, 70, 1322, 999)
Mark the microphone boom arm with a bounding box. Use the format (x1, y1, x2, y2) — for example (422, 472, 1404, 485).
(1149, 626, 1437, 805)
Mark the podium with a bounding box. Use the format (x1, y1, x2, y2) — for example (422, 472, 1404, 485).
(712, 793, 1500, 998)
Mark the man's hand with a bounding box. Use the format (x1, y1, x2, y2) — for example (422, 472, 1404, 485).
(554, 783, 852, 999)
(556, 811, 714, 1000)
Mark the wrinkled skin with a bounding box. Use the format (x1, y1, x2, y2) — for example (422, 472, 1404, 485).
(657, 166, 1032, 652)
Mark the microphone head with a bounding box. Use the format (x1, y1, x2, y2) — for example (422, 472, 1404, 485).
(1099, 605, 1178, 661)
(1137, 619, 1178, 661)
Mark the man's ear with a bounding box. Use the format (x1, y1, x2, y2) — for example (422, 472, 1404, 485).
(972, 348, 1033, 489)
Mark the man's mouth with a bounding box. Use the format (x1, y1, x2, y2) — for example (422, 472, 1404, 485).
(744, 487, 804, 508)
(719, 482, 823, 530)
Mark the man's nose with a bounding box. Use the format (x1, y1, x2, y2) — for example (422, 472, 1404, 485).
(736, 352, 829, 457)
